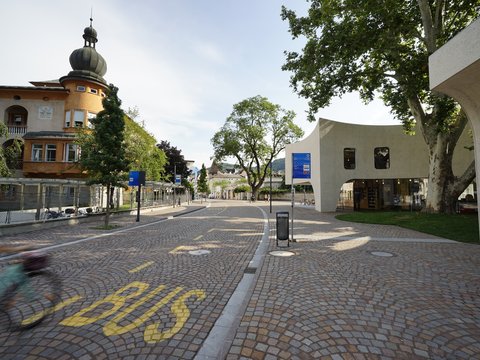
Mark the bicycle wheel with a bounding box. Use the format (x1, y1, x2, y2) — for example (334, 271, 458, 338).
(5, 270, 61, 330)
(0, 297, 13, 331)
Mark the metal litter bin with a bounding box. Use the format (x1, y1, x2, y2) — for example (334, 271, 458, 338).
(276, 211, 290, 247)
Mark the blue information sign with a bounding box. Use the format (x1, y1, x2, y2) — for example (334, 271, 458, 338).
(292, 153, 311, 179)
(175, 174, 182, 184)
(129, 171, 146, 186)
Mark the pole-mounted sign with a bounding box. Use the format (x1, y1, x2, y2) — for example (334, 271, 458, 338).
(292, 153, 311, 179)
(129, 171, 146, 222)
(291, 153, 311, 241)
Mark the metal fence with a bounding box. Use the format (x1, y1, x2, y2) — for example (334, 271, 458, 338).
(0, 177, 187, 224)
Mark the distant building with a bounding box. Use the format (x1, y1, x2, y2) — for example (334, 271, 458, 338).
(286, 118, 474, 211)
(207, 161, 284, 200)
(1, 19, 108, 179)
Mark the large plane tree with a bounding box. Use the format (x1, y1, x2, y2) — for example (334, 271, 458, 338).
(282, 0, 479, 213)
(211, 95, 303, 200)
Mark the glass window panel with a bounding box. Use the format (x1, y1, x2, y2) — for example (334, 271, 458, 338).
(65, 111, 71, 128)
(66, 144, 79, 162)
(374, 147, 390, 169)
(344, 148, 356, 169)
(46, 144, 56, 162)
(74, 110, 84, 127)
(32, 144, 43, 162)
(87, 112, 96, 129)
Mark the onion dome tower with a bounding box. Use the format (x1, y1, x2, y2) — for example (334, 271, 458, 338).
(60, 18, 107, 86)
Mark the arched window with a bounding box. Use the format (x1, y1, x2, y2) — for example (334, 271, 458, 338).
(5, 105, 28, 126)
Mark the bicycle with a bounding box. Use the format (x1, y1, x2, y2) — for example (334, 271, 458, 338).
(0, 248, 61, 331)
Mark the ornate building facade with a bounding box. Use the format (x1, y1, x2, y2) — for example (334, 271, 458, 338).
(0, 19, 108, 179)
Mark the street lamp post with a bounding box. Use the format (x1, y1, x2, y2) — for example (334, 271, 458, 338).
(269, 161, 272, 214)
(173, 163, 176, 208)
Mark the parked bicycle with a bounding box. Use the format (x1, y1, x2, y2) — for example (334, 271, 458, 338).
(45, 208, 65, 219)
(0, 246, 61, 331)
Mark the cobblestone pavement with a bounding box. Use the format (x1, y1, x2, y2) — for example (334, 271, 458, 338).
(226, 204, 480, 360)
(0, 200, 479, 359)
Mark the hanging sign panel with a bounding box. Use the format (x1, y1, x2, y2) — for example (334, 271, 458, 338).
(292, 153, 311, 179)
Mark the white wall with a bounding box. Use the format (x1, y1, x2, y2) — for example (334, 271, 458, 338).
(286, 118, 474, 212)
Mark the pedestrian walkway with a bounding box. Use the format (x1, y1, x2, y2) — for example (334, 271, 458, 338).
(0, 202, 207, 251)
(223, 203, 480, 359)
(0, 200, 478, 359)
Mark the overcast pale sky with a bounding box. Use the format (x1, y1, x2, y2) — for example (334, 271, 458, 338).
(2, 1, 398, 168)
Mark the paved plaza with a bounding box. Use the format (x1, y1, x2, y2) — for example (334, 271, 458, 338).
(0, 201, 479, 359)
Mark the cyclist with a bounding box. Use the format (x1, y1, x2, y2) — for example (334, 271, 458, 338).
(0, 244, 58, 330)
(0, 245, 32, 298)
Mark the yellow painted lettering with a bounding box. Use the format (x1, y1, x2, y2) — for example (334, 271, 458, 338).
(60, 282, 148, 327)
(144, 289, 206, 343)
(103, 286, 183, 336)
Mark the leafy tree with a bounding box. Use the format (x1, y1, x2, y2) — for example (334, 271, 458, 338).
(281, 1, 479, 213)
(197, 164, 209, 194)
(4, 140, 22, 171)
(124, 116, 167, 181)
(77, 84, 129, 227)
(157, 140, 192, 182)
(212, 95, 303, 200)
(0, 125, 22, 177)
(213, 180, 230, 198)
(125, 105, 145, 128)
(0, 123, 9, 177)
(234, 185, 251, 194)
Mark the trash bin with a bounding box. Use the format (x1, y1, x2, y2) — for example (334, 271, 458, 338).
(276, 211, 289, 243)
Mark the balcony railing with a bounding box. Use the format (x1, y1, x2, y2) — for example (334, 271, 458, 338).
(7, 125, 27, 136)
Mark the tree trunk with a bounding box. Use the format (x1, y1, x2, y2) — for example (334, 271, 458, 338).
(414, 2, 476, 214)
(424, 132, 476, 214)
(410, 96, 475, 214)
(250, 180, 266, 202)
(424, 136, 453, 213)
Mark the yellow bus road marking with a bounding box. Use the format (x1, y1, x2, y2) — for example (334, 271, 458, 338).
(170, 244, 221, 254)
(129, 261, 155, 273)
(170, 245, 196, 254)
(21, 294, 83, 326)
(57, 281, 207, 343)
(194, 235, 203, 240)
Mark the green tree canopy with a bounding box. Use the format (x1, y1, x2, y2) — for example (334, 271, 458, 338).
(282, 0, 479, 213)
(157, 140, 192, 182)
(124, 116, 167, 181)
(0, 123, 9, 177)
(197, 163, 209, 194)
(77, 84, 129, 227)
(211, 95, 303, 200)
(234, 184, 251, 194)
(0, 125, 22, 177)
